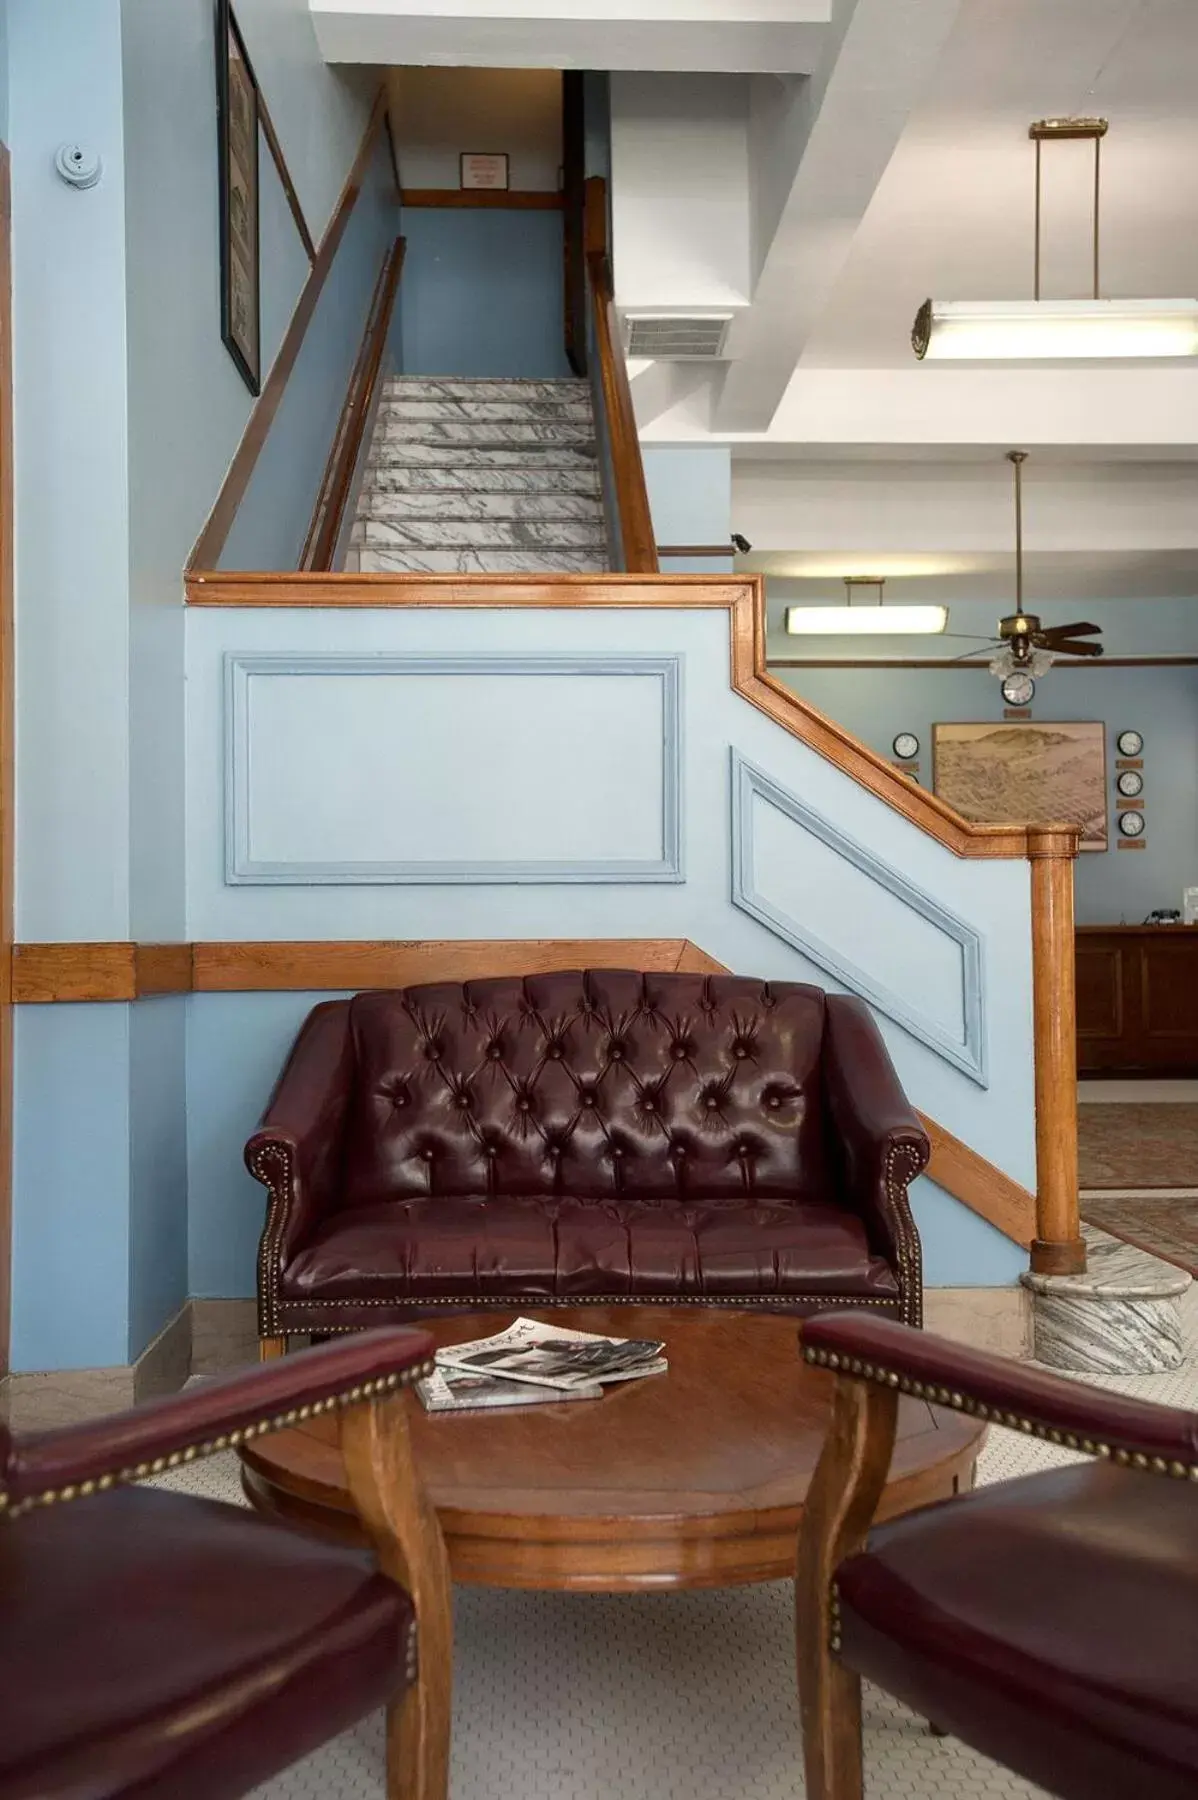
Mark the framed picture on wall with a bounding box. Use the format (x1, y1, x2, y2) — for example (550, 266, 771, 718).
(216, 0, 261, 394)
(460, 152, 510, 191)
(933, 720, 1108, 851)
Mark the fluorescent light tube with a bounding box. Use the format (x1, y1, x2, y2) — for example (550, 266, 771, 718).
(785, 606, 948, 636)
(913, 298, 1198, 360)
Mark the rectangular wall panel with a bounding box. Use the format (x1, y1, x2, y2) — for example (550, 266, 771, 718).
(225, 653, 683, 884)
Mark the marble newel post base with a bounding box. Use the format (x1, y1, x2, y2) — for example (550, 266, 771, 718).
(1022, 1225, 1191, 1374)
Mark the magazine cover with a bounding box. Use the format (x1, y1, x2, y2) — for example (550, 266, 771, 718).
(435, 1315, 667, 1392)
(417, 1365, 604, 1414)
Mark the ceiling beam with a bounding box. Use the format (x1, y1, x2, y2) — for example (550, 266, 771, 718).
(713, 0, 964, 432)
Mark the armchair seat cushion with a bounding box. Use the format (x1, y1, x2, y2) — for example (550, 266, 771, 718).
(282, 1194, 900, 1306)
(836, 1461, 1198, 1800)
(0, 1485, 414, 1800)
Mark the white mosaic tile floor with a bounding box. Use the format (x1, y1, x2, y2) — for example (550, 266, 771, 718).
(148, 1311, 1198, 1800)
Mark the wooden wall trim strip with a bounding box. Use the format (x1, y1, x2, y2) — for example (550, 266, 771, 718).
(187, 87, 388, 573)
(301, 236, 405, 572)
(918, 1114, 1036, 1251)
(257, 87, 316, 263)
(400, 188, 563, 210)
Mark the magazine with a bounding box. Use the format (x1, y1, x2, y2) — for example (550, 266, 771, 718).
(434, 1315, 667, 1394)
(417, 1364, 604, 1414)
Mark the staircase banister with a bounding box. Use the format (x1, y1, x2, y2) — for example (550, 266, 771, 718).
(583, 177, 658, 575)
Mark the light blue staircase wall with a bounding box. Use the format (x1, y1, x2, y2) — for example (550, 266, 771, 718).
(183, 601, 1036, 1306)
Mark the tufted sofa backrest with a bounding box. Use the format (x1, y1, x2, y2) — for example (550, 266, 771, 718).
(338, 969, 836, 1209)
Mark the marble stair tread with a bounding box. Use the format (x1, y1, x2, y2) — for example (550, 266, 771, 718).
(377, 398, 594, 423)
(361, 465, 600, 496)
(381, 377, 590, 403)
(351, 518, 606, 550)
(365, 443, 600, 470)
(355, 547, 608, 574)
(357, 490, 603, 522)
(373, 420, 595, 446)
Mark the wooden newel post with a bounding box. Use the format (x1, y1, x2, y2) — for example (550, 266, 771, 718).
(1027, 824, 1086, 1277)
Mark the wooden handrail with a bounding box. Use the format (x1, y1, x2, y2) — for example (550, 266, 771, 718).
(302, 236, 405, 572)
(583, 176, 658, 574)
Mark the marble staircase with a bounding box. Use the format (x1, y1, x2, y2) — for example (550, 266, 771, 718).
(346, 377, 610, 574)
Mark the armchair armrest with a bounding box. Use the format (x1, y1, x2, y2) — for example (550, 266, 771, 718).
(245, 998, 356, 1266)
(821, 995, 929, 1270)
(802, 1312, 1198, 1475)
(1, 1326, 434, 1520)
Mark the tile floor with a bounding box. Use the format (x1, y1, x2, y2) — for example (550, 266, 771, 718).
(146, 1304, 1198, 1800)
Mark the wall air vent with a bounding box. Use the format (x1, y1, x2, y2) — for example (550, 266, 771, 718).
(622, 313, 734, 361)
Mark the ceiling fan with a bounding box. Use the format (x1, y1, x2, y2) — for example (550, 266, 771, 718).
(947, 451, 1104, 683)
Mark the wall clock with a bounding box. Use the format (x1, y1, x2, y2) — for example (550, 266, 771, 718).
(1117, 730, 1143, 757)
(892, 732, 920, 761)
(1117, 810, 1146, 838)
(1000, 672, 1035, 706)
(1116, 769, 1144, 798)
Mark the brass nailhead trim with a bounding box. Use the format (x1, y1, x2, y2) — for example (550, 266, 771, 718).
(1, 1359, 435, 1523)
(801, 1345, 1198, 1480)
(829, 1580, 843, 1655)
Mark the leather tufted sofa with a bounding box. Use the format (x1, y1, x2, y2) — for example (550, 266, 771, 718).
(247, 970, 928, 1346)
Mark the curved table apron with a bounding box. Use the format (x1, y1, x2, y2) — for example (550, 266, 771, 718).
(241, 1306, 984, 1593)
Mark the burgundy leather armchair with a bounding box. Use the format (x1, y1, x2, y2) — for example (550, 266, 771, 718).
(797, 1313, 1198, 1800)
(247, 970, 927, 1351)
(0, 1329, 452, 1800)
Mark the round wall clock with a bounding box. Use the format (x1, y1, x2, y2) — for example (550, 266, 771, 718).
(1118, 810, 1146, 838)
(1116, 769, 1144, 798)
(1117, 730, 1143, 757)
(892, 732, 920, 761)
(1000, 672, 1035, 706)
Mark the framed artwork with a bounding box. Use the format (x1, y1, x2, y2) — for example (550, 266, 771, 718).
(216, 0, 260, 394)
(933, 720, 1108, 851)
(460, 152, 510, 192)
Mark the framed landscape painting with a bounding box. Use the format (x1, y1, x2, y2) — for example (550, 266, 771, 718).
(933, 720, 1108, 851)
(216, 0, 260, 394)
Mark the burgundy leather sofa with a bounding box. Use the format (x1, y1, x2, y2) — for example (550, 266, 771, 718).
(798, 1313, 1198, 1800)
(247, 970, 928, 1349)
(0, 1329, 450, 1800)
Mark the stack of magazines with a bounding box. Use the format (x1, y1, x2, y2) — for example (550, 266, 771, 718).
(417, 1316, 667, 1413)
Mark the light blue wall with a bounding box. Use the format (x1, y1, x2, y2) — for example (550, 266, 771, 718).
(11, 0, 131, 942)
(183, 602, 1037, 1306)
(222, 133, 398, 569)
(12, 1007, 132, 1369)
(0, 1, 9, 144)
(397, 208, 572, 379)
(643, 446, 734, 573)
(128, 998, 188, 1358)
(779, 660, 1198, 926)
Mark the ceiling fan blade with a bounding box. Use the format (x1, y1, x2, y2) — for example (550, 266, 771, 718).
(1040, 621, 1102, 640)
(1050, 639, 1104, 658)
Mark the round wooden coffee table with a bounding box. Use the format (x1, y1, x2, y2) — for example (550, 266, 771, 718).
(241, 1307, 984, 1592)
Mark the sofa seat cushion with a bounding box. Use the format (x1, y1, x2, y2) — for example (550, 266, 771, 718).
(836, 1462, 1198, 1800)
(281, 1196, 899, 1304)
(0, 1485, 412, 1800)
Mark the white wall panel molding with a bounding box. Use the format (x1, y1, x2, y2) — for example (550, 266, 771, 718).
(225, 652, 683, 885)
(730, 749, 987, 1084)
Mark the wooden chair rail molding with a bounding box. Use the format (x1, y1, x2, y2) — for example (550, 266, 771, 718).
(301, 235, 406, 572)
(400, 188, 562, 210)
(187, 86, 390, 574)
(582, 176, 658, 575)
(10, 937, 1037, 1252)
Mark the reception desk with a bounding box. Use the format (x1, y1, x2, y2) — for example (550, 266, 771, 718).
(1077, 925, 1198, 1077)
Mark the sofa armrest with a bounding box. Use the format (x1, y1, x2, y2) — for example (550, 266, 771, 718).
(821, 995, 929, 1272)
(244, 998, 356, 1265)
(2, 1328, 435, 1519)
(802, 1313, 1198, 1474)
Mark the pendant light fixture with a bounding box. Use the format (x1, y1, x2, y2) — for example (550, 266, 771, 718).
(785, 575, 948, 636)
(913, 118, 1198, 361)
